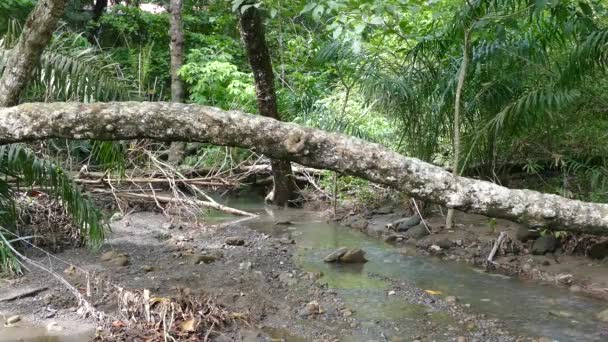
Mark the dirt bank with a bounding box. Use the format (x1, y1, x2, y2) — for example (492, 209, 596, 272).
(0, 208, 543, 341)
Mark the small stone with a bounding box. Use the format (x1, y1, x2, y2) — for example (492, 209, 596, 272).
(340, 309, 353, 317)
(516, 226, 541, 242)
(225, 237, 245, 246)
(389, 215, 421, 232)
(42, 294, 53, 305)
(531, 236, 558, 255)
(279, 237, 295, 244)
(387, 290, 396, 296)
(549, 310, 573, 318)
(596, 308, 608, 322)
(63, 265, 77, 275)
(429, 245, 442, 254)
(100, 251, 116, 261)
(403, 224, 429, 239)
(569, 285, 582, 293)
(46, 322, 63, 332)
(342, 215, 369, 230)
(142, 265, 156, 272)
(436, 239, 453, 249)
(6, 315, 21, 324)
(111, 255, 129, 267)
(340, 248, 368, 263)
(305, 301, 320, 315)
(445, 296, 458, 304)
(274, 221, 292, 225)
(457, 337, 466, 342)
(239, 261, 252, 271)
(556, 273, 573, 284)
(588, 240, 608, 260)
(538, 337, 552, 342)
(324, 247, 348, 262)
(279, 272, 298, 286)
(191, 255, 217, 265)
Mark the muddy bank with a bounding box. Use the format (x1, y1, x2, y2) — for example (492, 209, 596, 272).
(333, 202, 608, 301)
(1, 203, 554, 342)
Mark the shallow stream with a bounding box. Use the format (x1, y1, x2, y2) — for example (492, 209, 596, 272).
(211, 196, 608, 341)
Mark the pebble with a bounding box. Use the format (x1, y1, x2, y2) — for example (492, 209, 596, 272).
(445, 296, 458, 304)
(239, 261, 252, 271)
(225, 236, 245, 246)
(6, 315, 21, 324)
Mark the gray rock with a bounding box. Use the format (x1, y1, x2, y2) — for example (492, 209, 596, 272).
(403, 224, 429, 239)
(435, 239, 453, 249)
(324, 247, 348, 262)
(343, 215, 368, 230)
(373, 206, 394, 214)
(588, 240, 608, 260)
(238, 261, 252, 271)
(389, 215, 421, 232)
(191, 254, 217, 264)
(279, 272, 298, 286)
(516, 225, 541, 242)
(531, 236, 558, 255)
(6, 315, 21, 324)
(225, 236, 245, 246)
(323, 247, 367, 263)
(340, 248, 368, 263)
(597, 308, 608, 322)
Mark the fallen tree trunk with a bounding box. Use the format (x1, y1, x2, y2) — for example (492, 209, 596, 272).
(1, 102, 608, 234)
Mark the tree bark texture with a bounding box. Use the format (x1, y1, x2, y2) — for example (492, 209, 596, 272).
(0, 0, 68, 107)
(166, 0, 186, 165)
(2, 101, 608, 235)
(239, 5, 296, 206)
(92, 0, 108, 22)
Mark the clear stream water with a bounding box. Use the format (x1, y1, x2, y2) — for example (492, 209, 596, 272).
(209, 196, 608, 342)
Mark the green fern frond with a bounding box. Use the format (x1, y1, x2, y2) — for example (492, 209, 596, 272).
(0, 144, 107, 248)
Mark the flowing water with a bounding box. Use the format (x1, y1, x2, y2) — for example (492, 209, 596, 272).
(210, 195, 608, 341)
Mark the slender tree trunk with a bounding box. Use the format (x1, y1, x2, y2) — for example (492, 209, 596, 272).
(166, 0, 187, 165)
(0, 0, 68, 107)
(446, 29, 471, 229)
(92, 0, 108, 22)
(238, 4, 296, 206)
(3, 101, 608, 235)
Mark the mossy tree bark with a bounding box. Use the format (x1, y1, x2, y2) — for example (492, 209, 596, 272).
(0, 0, 68, 107)
(166, 0, 187, 165)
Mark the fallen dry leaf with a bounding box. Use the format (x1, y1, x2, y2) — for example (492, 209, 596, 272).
(424, 289, 442, 295)
(179, 319, 196, 332)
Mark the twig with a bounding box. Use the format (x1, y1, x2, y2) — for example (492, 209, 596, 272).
(487, 231, 507, 263)
(411, 199, 431, 234)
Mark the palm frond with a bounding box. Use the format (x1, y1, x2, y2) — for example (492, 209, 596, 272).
(0, 144, 107, 247)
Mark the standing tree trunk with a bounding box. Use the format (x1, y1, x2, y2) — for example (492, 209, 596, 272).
(0, 0, 68, 107)
(446, 29, 471, 229)
(238, 4, 296, 206)
(92, 0, 108, 22)
(166, 0, 187, 165)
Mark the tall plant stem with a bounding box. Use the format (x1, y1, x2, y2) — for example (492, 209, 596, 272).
(446, 28, 471, 229)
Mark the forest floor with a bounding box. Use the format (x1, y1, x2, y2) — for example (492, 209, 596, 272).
(336, 202, 608, 301)
(0, 205, 552, 342)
